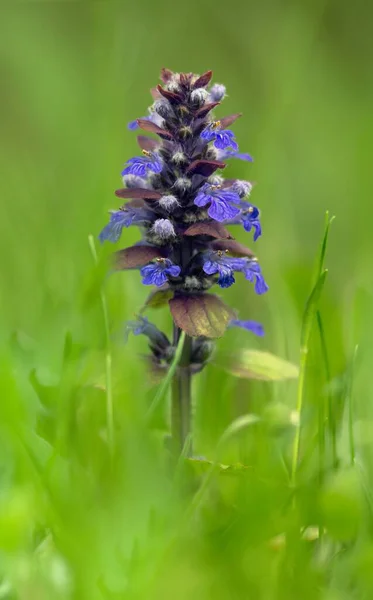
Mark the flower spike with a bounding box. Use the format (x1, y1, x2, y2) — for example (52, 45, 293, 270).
(99, 68, 268, 384)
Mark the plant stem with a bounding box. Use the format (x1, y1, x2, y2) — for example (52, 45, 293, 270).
(171, 325, 193, 456)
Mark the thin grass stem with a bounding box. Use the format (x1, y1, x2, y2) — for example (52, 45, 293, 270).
(146, 331, 186, 421)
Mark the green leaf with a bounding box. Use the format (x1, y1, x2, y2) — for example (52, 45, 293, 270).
(216, 350, 299, 381)
(141, 288, 174, 312)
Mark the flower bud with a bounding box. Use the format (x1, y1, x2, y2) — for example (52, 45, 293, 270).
(232, 180, 253, 198)
(173, 177, 192, 192)
(208, 175, 224, 186)
(153, 99, 171, 118)
(191, 338, 215, 364)
(190, 88, 208, 107)
(179, 126, 193, 139)
(151, 219, 176, 241)
(122, 174, 151, 189)
(209, 83, 226, 102)
(158, 195, 180, 212)
(167, 80, 180, 93)
(171, 151, 187, 165)
(184, 276, 204, 291)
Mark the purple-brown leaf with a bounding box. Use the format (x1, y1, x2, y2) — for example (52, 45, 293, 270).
(160, 68, 174, 83)
(150, 87, 162, 100)
(113, 246, 164, 270)
(169, 294, 235, 338)
(137, 135, 159, 152)
(186, 159, 226, 176)
(195, 102, 220, 118)
(180, 72, 193, 86)
(193, 70, 213, 88)
(212, 240, 255, 258)
(219, 113, 242, 128)
(184, 222, 233, 240)
(125, 199, 146, 209)
(115, 188, 162, 201)
(136, 119, 173, 139)
(157, 85, 183, 104)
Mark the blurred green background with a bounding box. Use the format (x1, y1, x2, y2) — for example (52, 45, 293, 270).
(1, 0, 373, 598)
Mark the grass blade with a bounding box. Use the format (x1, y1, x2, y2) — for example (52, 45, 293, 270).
(317, 211, 335, 282)
(316, 310, 331, 477)
(146, 331, 186, 420)
(291, 211, 334, 485)
(316, 310, 338, 471)
(291, 270, 328, 484)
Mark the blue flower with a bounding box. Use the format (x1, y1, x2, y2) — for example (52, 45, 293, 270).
(121, 151, 163, 178)
(194, 183, 241, 222)
(202, 251, 246, 288)
(126, 315, 150, 336)
(218, 149, 254, 162)
(125, 316, 171, 349)
(241, 260, 269, 295)
(99, 207, 148, 243)
(230, 319, 265, 337)
(240, 203, 262, 241)
(127, 118, 144, 131)
(140, 259, 181, 287)
(201, 123, 238, 151)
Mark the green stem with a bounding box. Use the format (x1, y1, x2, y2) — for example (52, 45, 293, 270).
(171, 326, 193, 456)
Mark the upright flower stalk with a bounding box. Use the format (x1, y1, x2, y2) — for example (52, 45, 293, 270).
(99, 68, 268, 454)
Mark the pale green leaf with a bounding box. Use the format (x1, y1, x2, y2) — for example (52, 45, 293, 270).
(217, 350, 299, 381)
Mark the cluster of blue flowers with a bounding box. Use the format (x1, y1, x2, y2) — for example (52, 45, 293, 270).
(99, 69, 268, 366)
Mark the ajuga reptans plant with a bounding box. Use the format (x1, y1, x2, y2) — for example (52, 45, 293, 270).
(99, 68, 268, 452)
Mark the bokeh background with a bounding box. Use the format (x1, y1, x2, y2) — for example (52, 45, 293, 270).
(1, 0, 373, 598)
